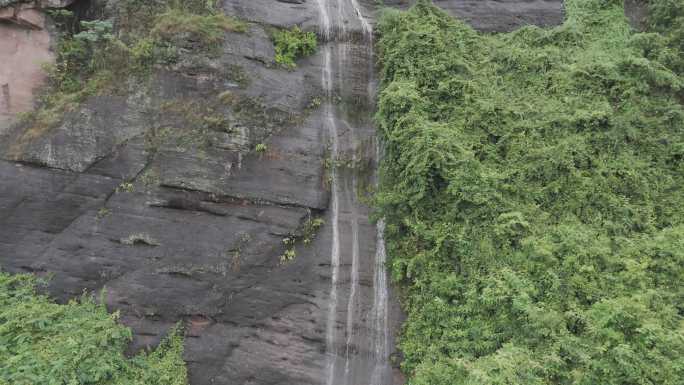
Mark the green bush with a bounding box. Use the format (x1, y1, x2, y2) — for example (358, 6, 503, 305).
(376, 0, 684, 384)
(151, 9, 247, 47)
(648, 0, 684, 73)
(272, 26, 317, 69)
(0, 272, 187, 385)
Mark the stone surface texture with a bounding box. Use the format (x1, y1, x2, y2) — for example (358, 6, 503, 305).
(0, 1, 565, 384)
(0, 0, 74, 132)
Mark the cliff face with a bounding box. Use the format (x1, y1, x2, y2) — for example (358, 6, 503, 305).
(0, 1, 564, 384)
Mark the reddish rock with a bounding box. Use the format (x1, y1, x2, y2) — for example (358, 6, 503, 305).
(0, 6, 14, 19)
(0, 0, 74, 131)
(15, 7, 46, 29)
(0, 22, 52, 129)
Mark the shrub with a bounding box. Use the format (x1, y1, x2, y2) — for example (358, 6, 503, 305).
(272, 26, 317, 69)
(0, 272, 187, 384)
(151, 9, 247, 47)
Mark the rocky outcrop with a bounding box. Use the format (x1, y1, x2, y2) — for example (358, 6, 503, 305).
(435, 0, 564, 32)
(0, 1, 74, 27)
(386, 0, 564, 32)
(0, 0, 74, 133)
(624, 0, 649, 31)
(0, 1, 565, 384)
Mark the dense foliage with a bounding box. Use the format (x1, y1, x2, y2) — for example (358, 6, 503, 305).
(648, 0, 684, 73)
(0, 272, 186, 385)
(272, 26, 318, 69)
(376, 0, 684, 384)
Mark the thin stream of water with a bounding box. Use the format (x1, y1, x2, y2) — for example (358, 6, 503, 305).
(317, 1, 392, 384)
(316, 4, 341, 381)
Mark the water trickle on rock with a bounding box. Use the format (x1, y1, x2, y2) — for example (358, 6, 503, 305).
(316, 1, 392, 385)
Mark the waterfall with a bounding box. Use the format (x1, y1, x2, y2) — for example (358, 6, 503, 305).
(316, 3, 344, 385)
(370, 219, 391, 385)
(350, 0, 372, 35)
(317, 1, 392, 385)
(319, 33, 342, 385)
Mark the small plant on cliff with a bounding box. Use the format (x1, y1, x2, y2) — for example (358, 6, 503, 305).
(307, 96, 322, 110)
(278, 215, 324, 263)
(302, 217, 325, 245)
(272, 26, 317, 69)
(279, 247, 297, 264)
(96, 207, 111, 219)
(116, 181, 135, 193)
(278, 236, 297, 264)
(0, 271, 187, 384)
(120, 233, 160, 247)
(151, 9, 247, 49)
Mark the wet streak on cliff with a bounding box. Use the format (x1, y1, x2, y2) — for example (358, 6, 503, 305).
(315, 1, 393, 385)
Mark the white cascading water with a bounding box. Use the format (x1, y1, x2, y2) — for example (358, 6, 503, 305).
(344, 160, 360, 384)
(349, 2, 392, 384)
(370, 219, 390, 385)
(320, 37, 342, 385)
(315, 5, 339, 385)
(350, 0, 372, 34)
(317, 1, 392, 385)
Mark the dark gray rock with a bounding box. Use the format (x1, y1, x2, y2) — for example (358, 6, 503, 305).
(156, 111, 329, 209)
(387, 0, 565, 32)
(1, 93, 150, 172)
(624, 0, 649, 31)
(222, 0, 319, 28)
(0, 160, 120, 274)
(439, 0, 564, 32)
(86, 136, 149, 180)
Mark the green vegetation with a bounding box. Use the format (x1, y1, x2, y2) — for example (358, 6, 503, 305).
(17, 19, 120, 140)
(0, 272, 187, 385)
(20, 0, 246, 136)
(376, 0, 683, 384)
(279, 215, 325, 263)
(272, 26, 318, 69)
(150, 9, 247, 48)
(279, 247, 297, 264)
(120, 233, 160, 247)
(302, 217, 325, 245)
(97, 207, 112, 219)
(116, 181, 135, 193)
(648, 0, 684, 73)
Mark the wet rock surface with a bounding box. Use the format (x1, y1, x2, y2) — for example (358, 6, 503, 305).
(0, 1, 566, 384)
(434, 0, 564, 32)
